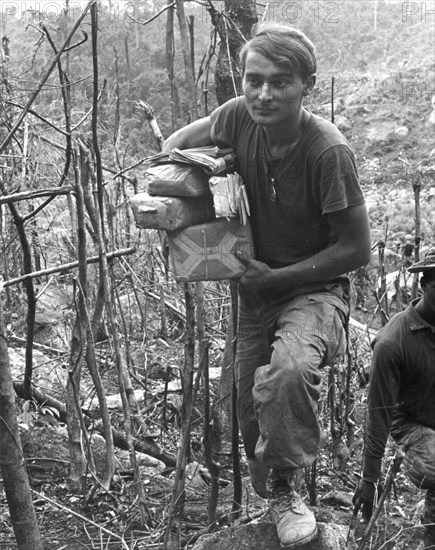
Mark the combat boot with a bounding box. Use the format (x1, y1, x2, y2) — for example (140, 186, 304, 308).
(268, 469, 317, 548)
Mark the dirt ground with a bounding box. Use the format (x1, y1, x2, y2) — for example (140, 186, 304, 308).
(0, 395, 429, 549)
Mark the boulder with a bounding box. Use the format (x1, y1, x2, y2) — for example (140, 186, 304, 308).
(191, 521, 356, 550)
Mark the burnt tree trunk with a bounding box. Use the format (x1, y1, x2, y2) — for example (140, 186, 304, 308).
(0, 295, 44, 549)
(209, 0, 257, 461)
(210, 0, 257, 104)
(175, 0, 197, 123)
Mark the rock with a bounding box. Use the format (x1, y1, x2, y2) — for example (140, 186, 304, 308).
(334, 115, 352, 132)
(191, 521, 356, 550)
(115, 449, 165, 472)
(320, 490, 353, 508)
(394, 126, 409, 138)
(317, 100, 344, 116)
(354, 105, 371, 115)
(344, 93, 360, 107)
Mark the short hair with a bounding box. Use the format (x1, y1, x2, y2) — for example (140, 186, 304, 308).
(239, 23, 317, 82)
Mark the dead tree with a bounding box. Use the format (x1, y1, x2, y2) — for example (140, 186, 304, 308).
(207, 0, 258, 103)
(205, 2, 257, 514)
(0, 294, 44, 550)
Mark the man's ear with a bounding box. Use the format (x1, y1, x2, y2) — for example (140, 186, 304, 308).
(420, 276, 427, 291)
(303, 74, 316, 95)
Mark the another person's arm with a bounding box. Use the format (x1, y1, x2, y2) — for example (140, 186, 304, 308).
(363, 340, 401, 482)
(353, 339, 401, 519)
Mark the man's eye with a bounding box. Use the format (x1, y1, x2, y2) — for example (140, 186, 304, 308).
(274, 80, 288, 89)
(246, 79, 261, 87)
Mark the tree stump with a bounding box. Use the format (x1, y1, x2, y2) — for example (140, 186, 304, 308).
(191, 521, 356, 550)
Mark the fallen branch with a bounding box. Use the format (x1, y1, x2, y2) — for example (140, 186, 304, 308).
(12, 381, 177, 468)
(2, 247, 136, 288)
(94, 423, 177, 469)
(9, 335, 66, 355)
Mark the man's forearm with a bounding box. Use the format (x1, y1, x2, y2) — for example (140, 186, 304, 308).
(362, 415, 390, 482)
(162, 117, 213, 153)
(362, 348, 400, 483)
(267, 241, 368, 290)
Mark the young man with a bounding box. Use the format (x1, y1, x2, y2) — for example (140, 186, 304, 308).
(353, 247, 435, 549)
(163, 24, 371, 549)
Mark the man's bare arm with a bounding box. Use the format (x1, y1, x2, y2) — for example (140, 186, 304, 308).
(239, 204, 371, 290)
(162, 117, 213, 153)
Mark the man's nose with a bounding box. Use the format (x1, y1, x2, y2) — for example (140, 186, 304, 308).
(258, 82, 273, 101)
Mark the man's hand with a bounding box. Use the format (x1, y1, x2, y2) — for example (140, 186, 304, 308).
(236, 251, 273, 290)
(352, 480, 383, 521)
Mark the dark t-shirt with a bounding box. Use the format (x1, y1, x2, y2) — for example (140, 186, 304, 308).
(210, 97, 365, 272)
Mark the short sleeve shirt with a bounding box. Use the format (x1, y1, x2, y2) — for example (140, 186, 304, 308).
(210, 97, 365, 272)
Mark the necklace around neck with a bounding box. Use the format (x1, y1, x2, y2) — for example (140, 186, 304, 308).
(260, 110, 308, 202)
(261, 134, 290, 202)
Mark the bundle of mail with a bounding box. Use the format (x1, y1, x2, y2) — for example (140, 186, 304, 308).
(130, 146, 254, 281)
(208, 173, 250, 224)
(169, 146, 235, 175)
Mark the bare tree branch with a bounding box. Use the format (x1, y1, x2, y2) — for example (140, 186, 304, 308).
(0, 186, 73, 205)
(6, 101, 70, 136)
(0, 0, 96, 156)
(128, 2, 176, 26)
(2, 247, 136, 288)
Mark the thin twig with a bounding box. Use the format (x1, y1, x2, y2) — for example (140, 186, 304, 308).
(31, 490, 130, 550)
(5, 101, 70, 136)
(128, 2, 176, 26)
(357, 451, 404, 550)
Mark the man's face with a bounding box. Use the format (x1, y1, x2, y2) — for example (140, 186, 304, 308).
(242, 50, 307, 129)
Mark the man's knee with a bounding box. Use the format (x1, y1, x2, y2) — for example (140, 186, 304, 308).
(402, 426, 435, 490)
(271, 349, 323, 390)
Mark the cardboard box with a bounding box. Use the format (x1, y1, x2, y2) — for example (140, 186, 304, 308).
(145, 163, 211, 197)
(167, 217, 254, 282)
(130, 192, 215, 231)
